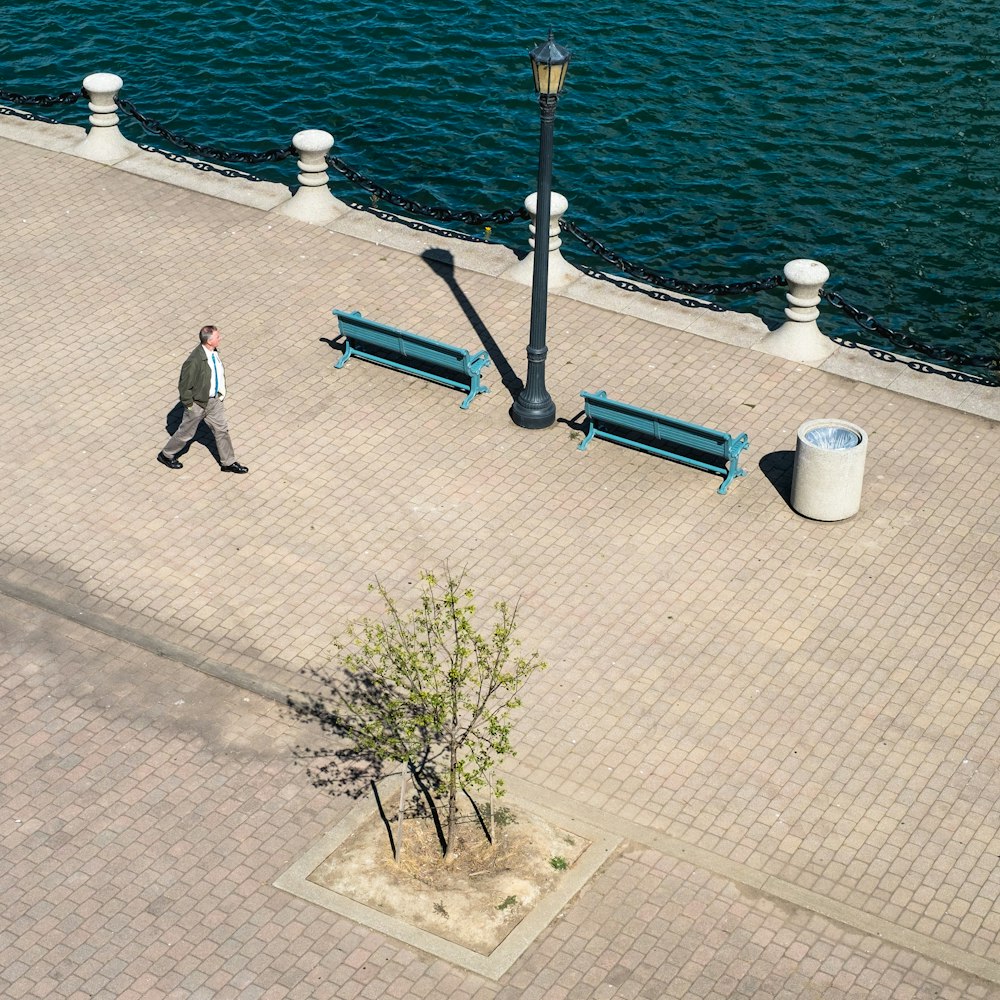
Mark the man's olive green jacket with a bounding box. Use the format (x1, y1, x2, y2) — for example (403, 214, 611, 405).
(177, 346, 221, 408)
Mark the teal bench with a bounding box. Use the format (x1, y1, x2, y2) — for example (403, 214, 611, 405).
(332, 309, 491, 409)
(578, 390, 749, 495)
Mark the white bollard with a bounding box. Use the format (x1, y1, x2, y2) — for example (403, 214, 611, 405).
(276, 129, 348, 223)
(757, 258, 837, 365)
(503, 190, 578, 288)
(75, 73, 139, 163)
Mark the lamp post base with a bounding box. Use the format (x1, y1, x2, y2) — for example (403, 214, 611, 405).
(510, 395, 556, 429)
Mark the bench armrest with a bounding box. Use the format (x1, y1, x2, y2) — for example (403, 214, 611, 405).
(468, 349, 492, 372)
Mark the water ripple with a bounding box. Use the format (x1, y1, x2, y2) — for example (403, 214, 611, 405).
(1, 0, 998, 361)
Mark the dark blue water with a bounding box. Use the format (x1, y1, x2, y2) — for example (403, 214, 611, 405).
(3, 0, 999, 369)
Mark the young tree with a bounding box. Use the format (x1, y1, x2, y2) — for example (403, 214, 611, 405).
(294, 570, 547, 859)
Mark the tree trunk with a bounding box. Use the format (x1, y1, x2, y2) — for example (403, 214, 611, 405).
(445, 738, 458, 857)
(444, 671, 460, 858)
(411, 766, 447, 856)
(395, 768, 407, 861)
(489, 778, 495, 844)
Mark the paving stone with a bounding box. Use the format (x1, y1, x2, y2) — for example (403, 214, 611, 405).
(1, 131, 999, 997)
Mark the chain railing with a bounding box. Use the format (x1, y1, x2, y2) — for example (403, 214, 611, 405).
(114, 97, 294, 167)
(0, 88, 82, 127)
(562, 220, 1000, 382)
(560, 219, 786, 298)
(0, 86, 524, 227)
(821, 289, 1000, 383)
(0, 86, 83, 108)
(325, 153, 528, 228)
(3, 81, 999, 383)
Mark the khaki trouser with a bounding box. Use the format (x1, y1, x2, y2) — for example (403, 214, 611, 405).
(162, 397, 236, 467)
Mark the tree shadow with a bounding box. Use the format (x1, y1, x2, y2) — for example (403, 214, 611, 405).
(462, 785, 493, 845)
(288, 665, 411, 797)
(369, 779, 398, 858)
(288, 663, 449, 853)
(163, 402, 221, 464)
(420, 249, 524, 399)
(758, 449, 795, 507)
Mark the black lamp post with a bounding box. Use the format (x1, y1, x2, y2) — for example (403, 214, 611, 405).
(511, 30, 571, 429)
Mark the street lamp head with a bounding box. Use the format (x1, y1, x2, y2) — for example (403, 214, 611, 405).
(529, 29, 571, 96)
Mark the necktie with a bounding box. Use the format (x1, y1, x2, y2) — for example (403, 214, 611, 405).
(211, 353, 220, 397)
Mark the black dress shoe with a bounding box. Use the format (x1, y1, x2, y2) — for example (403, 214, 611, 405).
(221, 462, 249, 474)
(157, 451, 182, 469)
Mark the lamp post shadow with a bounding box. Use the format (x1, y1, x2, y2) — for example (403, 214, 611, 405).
(420, 250, 523, 400)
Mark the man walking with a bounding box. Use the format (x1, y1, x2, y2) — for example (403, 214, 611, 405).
(157, 325, 249, 474)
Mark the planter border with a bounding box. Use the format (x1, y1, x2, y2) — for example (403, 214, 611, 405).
(273, 778, 621, 980)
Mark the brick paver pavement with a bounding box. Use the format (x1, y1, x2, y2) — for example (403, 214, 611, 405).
(2, 592, 990, 998)
(1, 129, 999, 994)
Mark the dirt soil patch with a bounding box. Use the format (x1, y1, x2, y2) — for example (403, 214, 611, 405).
(307, 803, 590, 955)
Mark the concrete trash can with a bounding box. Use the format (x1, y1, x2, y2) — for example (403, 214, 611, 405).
(791, 419, 868, 521)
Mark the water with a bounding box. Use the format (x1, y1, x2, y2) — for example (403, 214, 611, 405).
(2, 0, 999, 371)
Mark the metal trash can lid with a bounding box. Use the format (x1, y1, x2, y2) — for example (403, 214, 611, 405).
(803, 425, 862, 450)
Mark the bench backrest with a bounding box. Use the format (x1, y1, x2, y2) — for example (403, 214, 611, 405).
(334, 310, 470, 373)
(581, 390, 732, 456)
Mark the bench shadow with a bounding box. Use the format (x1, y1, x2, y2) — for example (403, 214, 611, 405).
(164, 402, 221, 465)
(557, 409, 588, 434)
(420, 249, 523, 399)
(320, 334, 346, 361)
(758, 449, 795, 507)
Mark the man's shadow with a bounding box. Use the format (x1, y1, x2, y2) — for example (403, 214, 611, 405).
(164, 403, 221, 465)
(420, 249, 524, 399)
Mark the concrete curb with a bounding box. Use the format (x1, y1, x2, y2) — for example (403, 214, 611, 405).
(0, 563, 288, 707)
(1, 109, 996, 422)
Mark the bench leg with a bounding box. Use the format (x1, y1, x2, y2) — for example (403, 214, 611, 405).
(577, 424, 596, 451)
(461, 377, 489, 410)
(462, 372, 490, 410)
(333, 342, 354, 369)
(717, 462, 745, 495)
(717, 441, 749, 494)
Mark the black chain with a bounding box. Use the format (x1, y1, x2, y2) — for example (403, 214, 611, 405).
(0, 105, 65, 126)
(560, 219, 787, 297)
(7, 85, 999, 382)
(564, 219, 1000, 382)
(821, 289, 1000, 379)
(136, 144, 266, 181)
(574, 265, 735, 312)
(114, 96, 294, 166)
(0, 87, 83, 108)
(326, 153, 528, 227)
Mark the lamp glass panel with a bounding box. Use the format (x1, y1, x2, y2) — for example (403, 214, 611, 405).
(533, 60, 567, 95)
